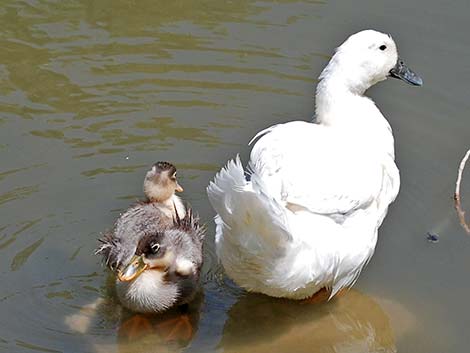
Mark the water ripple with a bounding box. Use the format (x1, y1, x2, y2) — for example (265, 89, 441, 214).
(0, 185, 40, 206)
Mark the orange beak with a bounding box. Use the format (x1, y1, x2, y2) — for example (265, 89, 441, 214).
(117, 255, 149, 282)
(175, 182, 183, 193)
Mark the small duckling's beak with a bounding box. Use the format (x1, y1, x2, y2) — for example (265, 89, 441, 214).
(175, 182, 184, 193)
(118, 255, 148, 282)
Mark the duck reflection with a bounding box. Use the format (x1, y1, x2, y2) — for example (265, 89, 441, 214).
(65, 278, 203, 353)
(219, 289, 397, 353)
(116, 292, 203, 348)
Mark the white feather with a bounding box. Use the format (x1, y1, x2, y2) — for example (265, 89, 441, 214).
(207, 30, 409, 299)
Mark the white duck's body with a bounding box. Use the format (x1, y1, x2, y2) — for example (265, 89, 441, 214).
(207, 30, 421, 299)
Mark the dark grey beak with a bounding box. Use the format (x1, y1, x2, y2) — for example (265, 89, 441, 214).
(389, 58, 423, 86)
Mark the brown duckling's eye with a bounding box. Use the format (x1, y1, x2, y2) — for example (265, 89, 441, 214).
(150, 243, 161, 254)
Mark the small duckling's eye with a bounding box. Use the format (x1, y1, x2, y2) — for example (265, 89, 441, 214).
(171, 173, 177, 181)
(150, 243, 160, 253)
(379, 45, 387, 51)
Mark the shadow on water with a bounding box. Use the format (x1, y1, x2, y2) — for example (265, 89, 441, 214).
(65, 275, 204, 353)
(219, 289, 397, 353)
(64, 276, 401, 353)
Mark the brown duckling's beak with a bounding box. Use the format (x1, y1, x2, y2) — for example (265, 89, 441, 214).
(118, 255, 148, 282)
(118, 249, 176, 282)
(175, 182, 183, 193)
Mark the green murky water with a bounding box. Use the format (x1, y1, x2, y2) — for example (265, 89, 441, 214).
(1, 1, 470, 352)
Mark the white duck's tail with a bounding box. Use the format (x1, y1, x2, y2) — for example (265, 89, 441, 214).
(207, 156, 291, 259)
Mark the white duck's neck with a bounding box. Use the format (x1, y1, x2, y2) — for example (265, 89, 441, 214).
(314, 61, 395, 157)
(315, 64, 373, 125)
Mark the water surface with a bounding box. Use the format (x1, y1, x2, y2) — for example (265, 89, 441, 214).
(1, 1, 470, 352)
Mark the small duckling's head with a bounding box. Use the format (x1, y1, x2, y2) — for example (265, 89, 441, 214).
(117, 232, 175, 282)
(143, 161, 183, 202)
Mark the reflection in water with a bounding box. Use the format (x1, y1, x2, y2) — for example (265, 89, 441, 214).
(0, 164, 46, 182)
(66, 276, 203, 353)
(0, 185, 40, 206)
(15, 340, 62, 353)
(0, 0, 309, 159)
(115, 297, 203, 353)
(220, 290, 396, 353)
(10, 237, 44, 271)
(81, 164, 146, 178)
(0, 218, 42, 251)
(1, 0, 465, 351)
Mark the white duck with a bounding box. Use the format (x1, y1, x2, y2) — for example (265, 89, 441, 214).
(207, 30, 422, 300)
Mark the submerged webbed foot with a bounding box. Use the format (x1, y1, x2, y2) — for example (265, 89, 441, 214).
(119, 314, 153, 339)
(155, 314, 193, 342)
(300, 288, 332, 305)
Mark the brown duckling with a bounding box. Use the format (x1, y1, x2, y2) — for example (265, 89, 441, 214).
(143, 161, 185, 220)
(96, 162, 186, 272)
(115, 210, 204, 313)
(96, 162, 204, 313)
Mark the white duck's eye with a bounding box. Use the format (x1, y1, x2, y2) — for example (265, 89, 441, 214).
(151, 243, 160, 253)
(379, 45, 387, 51)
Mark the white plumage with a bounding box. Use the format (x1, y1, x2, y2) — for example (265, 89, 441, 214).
(207, 30, 422, 299)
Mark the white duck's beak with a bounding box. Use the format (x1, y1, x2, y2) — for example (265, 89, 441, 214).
(389, 57, 423, 86)
(175, 182, 184, 193)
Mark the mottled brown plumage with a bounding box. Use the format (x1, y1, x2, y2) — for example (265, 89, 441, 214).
(95, 162, 205, 313)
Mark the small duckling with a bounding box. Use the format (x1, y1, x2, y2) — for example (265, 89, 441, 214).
(143, 161, 185, 220)
(116, 210, 204, 313)
(96, 162, 205, 314)
(96, 162, 185, 271)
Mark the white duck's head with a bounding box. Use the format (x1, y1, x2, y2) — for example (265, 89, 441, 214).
(318, 29, 422, 95)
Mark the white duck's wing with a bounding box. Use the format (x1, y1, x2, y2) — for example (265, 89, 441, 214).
(249, 121, 385, 219)
(208, 157, 291, 247)
(207, 120, 397, 297)
(208, 156, 297, 295)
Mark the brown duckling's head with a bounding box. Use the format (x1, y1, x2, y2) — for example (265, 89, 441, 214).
(117, 209, 204, 283)
(143, 161, 183, 202)
(117, 231, 175, 282)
